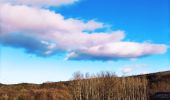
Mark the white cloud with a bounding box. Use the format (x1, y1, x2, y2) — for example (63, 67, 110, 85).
(0, 3, 169, 60)
(0, 0, 79, 7)
(0, 3, 124, 56)
(66, 42, 168, 61)
(121, 67, 133, 74)
(120, 64, 148, 75)
(51, 31, 125, 50)
(0, 4, 104, 34)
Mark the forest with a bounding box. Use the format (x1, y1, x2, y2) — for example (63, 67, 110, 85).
(0, 71, 170, 100)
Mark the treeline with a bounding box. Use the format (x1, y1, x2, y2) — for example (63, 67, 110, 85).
(70, 71, 148, 100)
(69, 71, 170, 100)
(0, 71, 170, 100)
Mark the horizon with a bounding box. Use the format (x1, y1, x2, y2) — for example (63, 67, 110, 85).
(0, 0, 170, 84)
(1, 70, 170, 85)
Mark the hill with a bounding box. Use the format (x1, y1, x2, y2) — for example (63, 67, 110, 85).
(0, 71, 170, 100)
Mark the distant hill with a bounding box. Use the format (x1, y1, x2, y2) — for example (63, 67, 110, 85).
(132, 71, 170, 83)
(0, 71, 170, 100)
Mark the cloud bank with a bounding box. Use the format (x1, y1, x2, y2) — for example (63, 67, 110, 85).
(0, 1, 169, 61)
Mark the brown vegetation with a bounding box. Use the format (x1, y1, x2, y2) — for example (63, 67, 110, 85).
(0, 71, 169, 100)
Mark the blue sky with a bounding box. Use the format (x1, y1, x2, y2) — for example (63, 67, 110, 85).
(0, 0, 170, 84)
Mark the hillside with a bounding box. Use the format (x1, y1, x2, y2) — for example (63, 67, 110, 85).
(0, 71, 170, 100)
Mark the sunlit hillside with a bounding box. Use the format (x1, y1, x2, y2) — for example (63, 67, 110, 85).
(0, 71, 169, 100)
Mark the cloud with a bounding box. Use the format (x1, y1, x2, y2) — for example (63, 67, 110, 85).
(121, 67, 133, 74)
(0, 0, 79, 7)
(66, 42, 168, 61)
(0, 3, 169, 61)
(120, 64, 148, 75)
(0, 4, 104, 34)
(0, 3, 124, 56)
(0, 33, 52, 56)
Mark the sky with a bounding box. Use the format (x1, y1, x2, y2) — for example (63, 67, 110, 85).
(0, 0, 170, 84)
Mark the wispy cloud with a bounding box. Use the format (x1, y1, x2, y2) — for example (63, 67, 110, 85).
(120, 64, 148, 75)
(0, 2, 169, 60)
